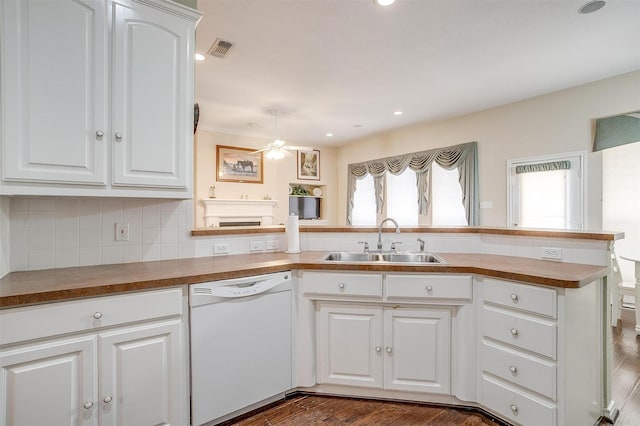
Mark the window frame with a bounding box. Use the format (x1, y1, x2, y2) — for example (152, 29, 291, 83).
(507, 151, 586, 230)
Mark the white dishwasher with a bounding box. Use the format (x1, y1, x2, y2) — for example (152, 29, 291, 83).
(189, 271, 293, 426)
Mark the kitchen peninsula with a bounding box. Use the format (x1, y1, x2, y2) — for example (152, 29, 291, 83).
(0, 227, 622, 426)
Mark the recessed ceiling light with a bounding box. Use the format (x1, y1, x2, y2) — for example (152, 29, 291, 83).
(326, 133, 334, 137)
(393, 111, 403, 116)
(194, 53, 206, 61)
(579, 0, 606, 14)
(247, 122, 257, 128)
(375, 0, 396, 6)
(353, 124, 363, 128)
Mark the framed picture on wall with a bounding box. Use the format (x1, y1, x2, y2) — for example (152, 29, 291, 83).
(297, 149, 320, 180)
(216, 145, 263, 183)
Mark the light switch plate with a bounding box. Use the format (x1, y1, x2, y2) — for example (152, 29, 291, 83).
(250, 241, 265, 251)
(213, 243, 230, 254)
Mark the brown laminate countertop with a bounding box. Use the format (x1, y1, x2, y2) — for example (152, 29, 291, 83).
(0, 252, 610, 308)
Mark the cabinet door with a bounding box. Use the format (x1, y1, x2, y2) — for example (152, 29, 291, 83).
(1, 0, 107, 185)
(317, 304, 383, 388)
(0, 336, 98, 426)
(384, 309, 451, 394)
(111, 0, 192, 189)
(99, 319, 185, 426)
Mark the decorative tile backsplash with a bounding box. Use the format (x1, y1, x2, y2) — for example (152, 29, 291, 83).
(9, 197, 196, 271)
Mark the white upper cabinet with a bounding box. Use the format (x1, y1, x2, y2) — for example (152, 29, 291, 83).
(1, 0, 108, 185)
(111, 0, 192, 189)
(0, 0, 201, 198)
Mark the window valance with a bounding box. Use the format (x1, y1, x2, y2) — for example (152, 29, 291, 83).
(515, 160, 571, 174)
(347, 141, 478, 226)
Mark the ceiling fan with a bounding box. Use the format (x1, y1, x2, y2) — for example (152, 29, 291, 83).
(252, 109, 312, 159)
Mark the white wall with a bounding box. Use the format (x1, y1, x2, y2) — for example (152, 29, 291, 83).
(336, 71, 640, 228)
(194, 130, 338, 228)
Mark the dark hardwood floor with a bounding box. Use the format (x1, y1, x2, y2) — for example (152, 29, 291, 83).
(608, 308, 640, 426)
(225, 309, 640, 425)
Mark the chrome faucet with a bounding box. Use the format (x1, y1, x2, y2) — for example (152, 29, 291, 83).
(417, 237, 425, 252)
(377, 217, 400, 252)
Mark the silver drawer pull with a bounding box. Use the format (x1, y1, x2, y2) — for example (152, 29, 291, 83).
(426, 285, 433, 292)
(510, 293, 518, 301)
(115, 132, 123, 140)
(103, 395, 112, 404)
(83, 401, 94, 410)
(510, 328, 518, 336)
(386, 346, 392, 353)
(509, 365, 517, 374)
(96, 130, 104, 137)
(375, 346, 382, 352)
(93, 312, 103, 319)
(338, 283, 345, 289)
(510, 404, 518, 413)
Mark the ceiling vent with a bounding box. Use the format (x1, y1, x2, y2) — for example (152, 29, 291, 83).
(208, 38, 233, 58)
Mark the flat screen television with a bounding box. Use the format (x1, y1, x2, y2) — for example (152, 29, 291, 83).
(289, 196, 321, 220)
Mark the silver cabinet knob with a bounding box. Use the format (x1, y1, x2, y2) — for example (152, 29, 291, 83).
(510, 328, 518, 336)
(510, 404, 518, 413)
(114, 132, 123, 140)
(338, 283, 345, 289)
(83, 401, 94, 409)
(375, 346, 382, 352)
(93, 312, 102, 319)
(386, 346, 392, 353)
(426, 285, 433, 292)
(511, 293, 518, 301)
(96, 130, 104, 137)
(103, 395, 112, 404)
(509, 365, 517, 374)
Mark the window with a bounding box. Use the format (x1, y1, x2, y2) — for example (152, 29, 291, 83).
(508, 152, 584, 230)
(431, 164, 467, 226)
(387, 169, 419, 225)
(351, 174, 376, 225)
(351, 166, 467, 226)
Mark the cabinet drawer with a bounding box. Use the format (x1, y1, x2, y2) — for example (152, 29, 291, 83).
(482, 307, 556, 359)
(481, 376, 556, 426)
(386, 275, 472, 301)
(302, 272, 382, 298)
(481, 342, 556, 400)
(1, 288, 183, 345)
(484, 278, 556, 318)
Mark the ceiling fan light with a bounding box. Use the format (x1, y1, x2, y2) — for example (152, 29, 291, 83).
(273, 139, 286, 147)
(375, 0, 396, 6)
(266, 149, 286, 160)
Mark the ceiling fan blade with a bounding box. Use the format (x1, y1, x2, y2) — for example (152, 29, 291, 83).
(249, 148, 269, 154)
(285, 145, 314, 151)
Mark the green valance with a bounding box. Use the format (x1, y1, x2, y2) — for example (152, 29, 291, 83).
(515, 160, 571, 174)
(593, 112, 640, 152)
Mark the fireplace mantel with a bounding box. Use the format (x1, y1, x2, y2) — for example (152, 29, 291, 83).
(201, 199, 278, 227)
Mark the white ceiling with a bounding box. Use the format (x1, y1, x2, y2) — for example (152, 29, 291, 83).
(194, 0, 640, 147)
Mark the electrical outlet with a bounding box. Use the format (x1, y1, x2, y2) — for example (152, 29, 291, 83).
(250, 241, 265, 251)
(115, 223, 129, 241)
(542, 247, 562, 260)
(213, 243, 230, 254)
(266, 239, 279, 250)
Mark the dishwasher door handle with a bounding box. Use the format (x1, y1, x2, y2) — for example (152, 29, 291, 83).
(210, 278, 282, 298)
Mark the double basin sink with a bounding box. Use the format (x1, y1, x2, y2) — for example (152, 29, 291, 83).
(323, 251, 445, 264)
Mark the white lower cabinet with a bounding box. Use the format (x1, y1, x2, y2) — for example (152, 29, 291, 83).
(0, 336, 97, 426)
(317, 304, 451, 394)
(0, 288, 187, 426)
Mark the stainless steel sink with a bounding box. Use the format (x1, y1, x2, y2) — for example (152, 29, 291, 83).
(379, 253, 445, 263)
(322, 251, 445, 264)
